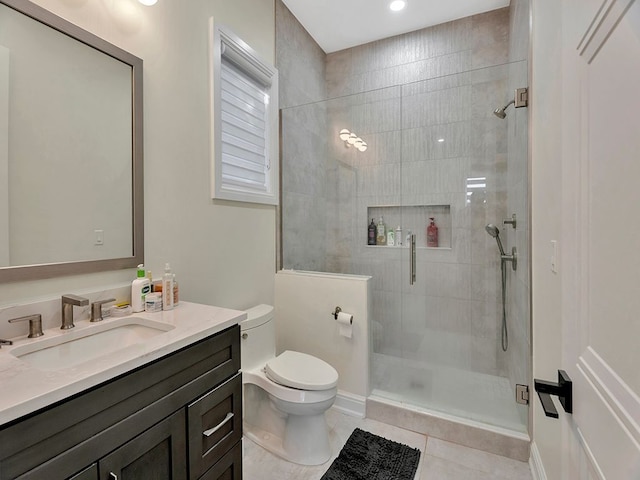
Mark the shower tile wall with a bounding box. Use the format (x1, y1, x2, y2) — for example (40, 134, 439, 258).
(324, 10, 511, 377)
(277, 3, 526, 385)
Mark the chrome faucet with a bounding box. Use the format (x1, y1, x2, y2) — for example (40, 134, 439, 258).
(61, 294, 89, 329)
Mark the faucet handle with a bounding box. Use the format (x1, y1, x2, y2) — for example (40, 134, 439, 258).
(91, 298, 116, 322)
(9, 314, 44, 338)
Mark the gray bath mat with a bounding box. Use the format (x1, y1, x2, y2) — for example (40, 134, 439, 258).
(321, 428, 421, 480)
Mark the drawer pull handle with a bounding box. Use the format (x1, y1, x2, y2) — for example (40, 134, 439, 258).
(109, 473, 118, 480)
(203, 412, 234, 437)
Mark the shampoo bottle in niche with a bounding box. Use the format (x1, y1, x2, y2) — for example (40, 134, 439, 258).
(387, 227, 395, 246)
(131, 264, 151, 313)
(163, 263, 174, 311)
(427, 217, 439, 247)
(368, 218, 376, 245)
(376, 217, 387, 246)
(395, 226, 402, 247)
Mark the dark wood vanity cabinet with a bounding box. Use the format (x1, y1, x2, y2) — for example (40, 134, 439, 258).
(0, 325, 243, 480)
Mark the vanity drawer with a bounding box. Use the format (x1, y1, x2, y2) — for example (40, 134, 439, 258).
(199, 440, 242, 480)
(187, 373, 242, 480)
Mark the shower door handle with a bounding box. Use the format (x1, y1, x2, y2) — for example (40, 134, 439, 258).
(409, 234, 416, 285)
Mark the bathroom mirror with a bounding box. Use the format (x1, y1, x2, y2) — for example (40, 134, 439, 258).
(0, 0, 143, 283)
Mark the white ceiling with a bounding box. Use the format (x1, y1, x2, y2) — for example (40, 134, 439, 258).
(282, 0, 511, 53)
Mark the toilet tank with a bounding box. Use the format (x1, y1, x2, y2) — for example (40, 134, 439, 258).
(241, 304, 276, 371)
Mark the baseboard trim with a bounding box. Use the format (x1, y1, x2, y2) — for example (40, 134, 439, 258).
(332, 391, 366, 418)
(529, 441, 547, 480)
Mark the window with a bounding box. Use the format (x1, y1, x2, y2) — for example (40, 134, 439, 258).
(210, 21, 279, 205)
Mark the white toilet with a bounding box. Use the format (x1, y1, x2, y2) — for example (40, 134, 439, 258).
(241, 304, 338, 465)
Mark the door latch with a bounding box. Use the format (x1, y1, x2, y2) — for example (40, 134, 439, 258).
(534, 370, 573, 418)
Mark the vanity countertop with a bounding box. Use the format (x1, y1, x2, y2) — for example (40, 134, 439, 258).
(0, 301, 246, 426)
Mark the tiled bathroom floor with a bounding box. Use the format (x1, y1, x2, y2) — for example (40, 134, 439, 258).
(242, 408, 533, 479)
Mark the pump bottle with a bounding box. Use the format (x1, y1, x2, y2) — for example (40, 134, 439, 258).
(131, 264, 151, 313)
(427, 217, 439, 247)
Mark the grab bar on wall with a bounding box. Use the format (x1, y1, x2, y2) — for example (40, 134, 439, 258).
(409, 234, 416, 285)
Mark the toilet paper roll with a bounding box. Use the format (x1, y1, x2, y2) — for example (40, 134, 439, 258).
(337, 311, 353, 338)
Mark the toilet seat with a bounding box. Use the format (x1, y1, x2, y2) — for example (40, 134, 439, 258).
(265, 351, 338, 391)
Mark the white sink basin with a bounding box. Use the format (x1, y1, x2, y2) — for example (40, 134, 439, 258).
(10, 317, 175, 371)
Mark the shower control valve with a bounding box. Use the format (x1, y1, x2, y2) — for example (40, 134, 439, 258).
(503, 213, 517, 229)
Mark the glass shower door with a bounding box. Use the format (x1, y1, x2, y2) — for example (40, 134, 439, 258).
(391, 64, 529, 433)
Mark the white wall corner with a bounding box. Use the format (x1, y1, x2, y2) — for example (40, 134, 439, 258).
(530, 441, 548, 480)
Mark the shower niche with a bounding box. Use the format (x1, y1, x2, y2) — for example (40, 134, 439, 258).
(367, 205, 451, 249)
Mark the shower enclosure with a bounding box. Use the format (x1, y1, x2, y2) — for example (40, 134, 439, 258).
(279, 8, 530, 437)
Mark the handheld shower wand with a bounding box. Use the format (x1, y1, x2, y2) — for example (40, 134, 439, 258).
(485, 224, 517, 270)
(485, 224, 505, 256)
(485, 224, 518, 352)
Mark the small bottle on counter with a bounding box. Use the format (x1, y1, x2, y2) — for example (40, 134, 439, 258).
(163, 263, 174, 311)
(145, 293, 163, 313)
(173, 274, 179, 306)
(131, 264, 151, 313)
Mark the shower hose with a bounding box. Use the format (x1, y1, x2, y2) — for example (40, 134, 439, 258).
(501, 258, 509, 352)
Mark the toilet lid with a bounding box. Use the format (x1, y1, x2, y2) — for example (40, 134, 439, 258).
(265, 351, 338, 391)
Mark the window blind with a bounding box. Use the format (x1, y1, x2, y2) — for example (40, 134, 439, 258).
(219, 56, 270, 195)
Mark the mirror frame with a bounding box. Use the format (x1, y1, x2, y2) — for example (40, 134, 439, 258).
(0, 0, 143, 283)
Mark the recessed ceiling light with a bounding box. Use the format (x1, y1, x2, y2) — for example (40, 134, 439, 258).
(389, 0, 407, 12)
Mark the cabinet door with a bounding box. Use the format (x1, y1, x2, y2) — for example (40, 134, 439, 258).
(188, 374, 242, 480)
(99, 410, 187, 480)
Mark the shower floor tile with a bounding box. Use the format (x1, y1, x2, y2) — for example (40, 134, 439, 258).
(371, 352, 527, 433)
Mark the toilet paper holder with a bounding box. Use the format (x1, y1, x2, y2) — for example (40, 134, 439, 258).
(331, 306, 342, 320)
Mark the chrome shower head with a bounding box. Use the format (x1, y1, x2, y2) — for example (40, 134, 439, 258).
(485, 224, 506, 256)
(493, 107, 507, 119)
(493, 99, 515, 119)
(485, 224, 499, 238)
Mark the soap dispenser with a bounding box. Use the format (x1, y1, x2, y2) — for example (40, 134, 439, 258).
(131, 264, 151, 313)
(368, 218, 376, 245)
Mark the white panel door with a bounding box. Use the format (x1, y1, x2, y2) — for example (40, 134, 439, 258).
(561, 0, 640, 478)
